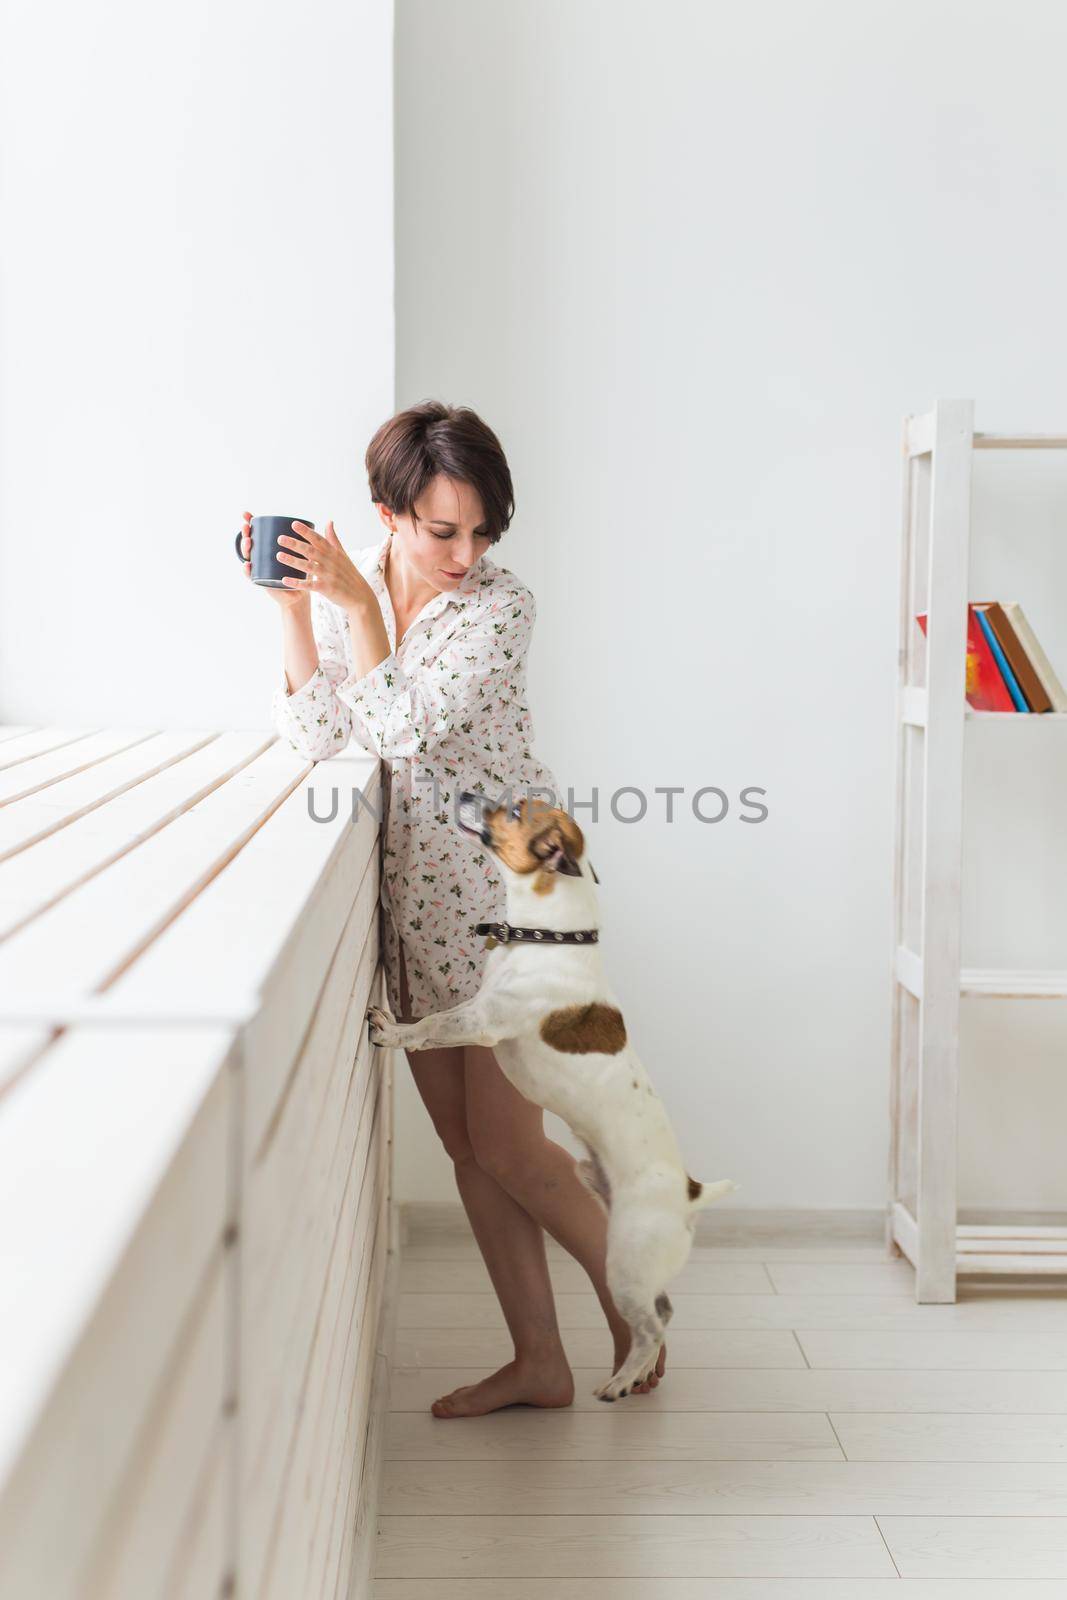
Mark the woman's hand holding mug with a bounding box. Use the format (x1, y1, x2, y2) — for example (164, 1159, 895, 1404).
(237, 514, 377, 612)
(237, 512, 307, 609)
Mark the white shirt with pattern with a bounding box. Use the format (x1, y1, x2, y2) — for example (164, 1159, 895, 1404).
(271, 532, 561, 1020)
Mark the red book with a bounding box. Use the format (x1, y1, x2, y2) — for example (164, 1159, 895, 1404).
(915, 606, 1016, 711)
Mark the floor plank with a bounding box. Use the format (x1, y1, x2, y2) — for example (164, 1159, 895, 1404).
(766, 1263, 918, 1296)
(375, 1581, 1067, 1599)
(380, 1457, 1067, 1517)
(385, 1409, 844, 1462)
(387, 1363, 1067, 1414)
(832, 1411, 1067, 1462)
(879, 1515, 1067, 1578)
(394, 1328, 805, 1370)
(798, 1330, 1067, 1370)
(400, 1258, 773, 1295)
(374, 1514, 897, 1579)
(397, 1289, 1067, 1331)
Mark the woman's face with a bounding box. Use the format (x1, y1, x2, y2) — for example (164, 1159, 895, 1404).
(380, 473, 496, 592)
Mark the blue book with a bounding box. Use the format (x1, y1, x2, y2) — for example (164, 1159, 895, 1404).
(975, 607, 1029, 711)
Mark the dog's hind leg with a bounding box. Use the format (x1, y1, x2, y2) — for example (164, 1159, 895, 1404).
(594, 1287, 665, 1402)
(654, 1291, 674, 1324)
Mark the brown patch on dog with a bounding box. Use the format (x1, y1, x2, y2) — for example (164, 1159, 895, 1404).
(687, 1175, 703, 1202)
(485, 799, 589, 885)
(540, 1002, 627, 1055)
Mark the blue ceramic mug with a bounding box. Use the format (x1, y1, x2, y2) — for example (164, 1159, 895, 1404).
(235, 516, 315, 588)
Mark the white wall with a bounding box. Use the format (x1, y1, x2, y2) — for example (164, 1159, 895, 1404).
(0, 0, 395, 731)
(393, 0, 1067, 1211)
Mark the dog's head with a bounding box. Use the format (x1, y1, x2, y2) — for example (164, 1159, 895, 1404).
(456, 791, 591, 888)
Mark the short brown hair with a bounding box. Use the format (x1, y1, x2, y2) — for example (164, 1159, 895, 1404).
(364, 400, 515, 543)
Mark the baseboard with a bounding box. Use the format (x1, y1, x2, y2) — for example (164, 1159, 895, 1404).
(401, 1200, 1067, 1251)
(400, 1199, 887, 1247)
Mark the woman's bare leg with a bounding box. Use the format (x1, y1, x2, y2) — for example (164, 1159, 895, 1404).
(465, 1044, 666, 1392)
(397, 940, 573, 1417)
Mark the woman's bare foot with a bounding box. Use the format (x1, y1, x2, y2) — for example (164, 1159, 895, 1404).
(431, 1354, 575, 1418)
(612, 1334, 667, 1394)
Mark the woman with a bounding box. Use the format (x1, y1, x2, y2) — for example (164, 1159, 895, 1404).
(240, 400, 665, 1416)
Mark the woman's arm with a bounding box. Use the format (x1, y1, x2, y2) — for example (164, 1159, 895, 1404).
(270, 593, 356, 760)
(272, 583, 537, 764)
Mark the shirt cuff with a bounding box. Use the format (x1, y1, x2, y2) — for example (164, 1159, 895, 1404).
(335, 650, 403, 719)
(276, 663, 326, 710)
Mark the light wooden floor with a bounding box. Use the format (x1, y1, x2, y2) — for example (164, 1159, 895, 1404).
(373, 1226, 1067, 1595)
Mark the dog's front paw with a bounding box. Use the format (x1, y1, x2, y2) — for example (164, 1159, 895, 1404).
(366, 1004, 402, 1048)
(594, 1371, 635, 1403)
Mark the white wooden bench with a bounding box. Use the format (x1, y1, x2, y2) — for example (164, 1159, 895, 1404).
(0, 725, 397, 1599)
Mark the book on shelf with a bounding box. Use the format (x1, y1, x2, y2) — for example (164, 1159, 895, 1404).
(914, 600, 1067, 712)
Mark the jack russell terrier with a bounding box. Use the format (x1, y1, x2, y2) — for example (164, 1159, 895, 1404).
(366, 791, 735, 1402)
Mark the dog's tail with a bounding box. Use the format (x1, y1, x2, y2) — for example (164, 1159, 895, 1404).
(686, 1175, 737, 1212)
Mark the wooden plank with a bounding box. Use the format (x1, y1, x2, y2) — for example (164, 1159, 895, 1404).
(0, 729, 174, 810)
(0, 744, 378, 1019)
(0, 1025, 233, 1598)
(380, 1457, 1067, 1517)
(0, 728, 111, 768)
(393, 1329, 805, 1371)
(82, 1248, 230, 1598)
(385, 1410, 844, 1463)
(397, 1291, 1067, 1333)
(958, 1223, 1067, 1240)
(262, 1094, 388, 1600)
(959, 967, 1067, 997)
(243, 927, 379, 1380)
(240, 1008, 382, 1595)
(957, 1253, 1067, 1275)
(879, 1515, 1067, 1578)
(387, 1363, 1067, 1415)
(373, 1582, 1067, 1599)
(374, 1514, 896, 1580)
(0, 730, 268, 928)
(891, 392, 917, 1220)
(915, 397, 974, 1303)
(111, 750, 380, 1156)
(973, 431, 1067, 449)
(346, 1008, 399, 1600)
(399, 1258, 773, 1295)
(832, 1412, 1067, 1463)
(796, 1330, 1067, 1370)
(164, 1417, 233, 1600)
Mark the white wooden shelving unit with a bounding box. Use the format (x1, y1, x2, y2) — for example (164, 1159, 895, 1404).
(887, 398, 1067, 1303)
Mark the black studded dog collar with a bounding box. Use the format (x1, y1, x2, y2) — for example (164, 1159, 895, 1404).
(475, 921, 599, 947)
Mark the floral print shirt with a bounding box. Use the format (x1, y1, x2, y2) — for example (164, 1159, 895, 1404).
(270, 532, 561, 1020)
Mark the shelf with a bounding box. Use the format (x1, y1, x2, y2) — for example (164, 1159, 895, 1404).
(895, 944, 1067, 1000)
(892, 1203, 1067, 1278)
(907, 415, 1067, 455)
(891, 401, 1067, 1302)
(973, 432, 1067, 450)
(899, 687, 1067, 727)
